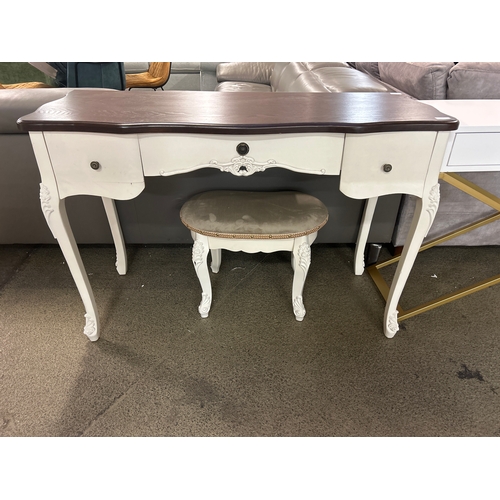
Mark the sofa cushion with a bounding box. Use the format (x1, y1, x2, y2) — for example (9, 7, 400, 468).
(298, 62, 350, 71)
(311, 67, 390, 93)
(378, 62, 455, 99)
(277, 66, 390, 93)
(352, 62, 381, 79)
(215, 81, 271, 92)
(271, 62, 351, 91)
(266, 62, 286, 91)
(272, 62, 309, 91)
(216, 62, 275, 84)
(447, 62, 500, 99)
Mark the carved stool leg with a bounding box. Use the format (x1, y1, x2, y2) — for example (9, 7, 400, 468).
(211, 248, 222, 273)
(291, 235, 312, 321)
(192, 234, 212, 318)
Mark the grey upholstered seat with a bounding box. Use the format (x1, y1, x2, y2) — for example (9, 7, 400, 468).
(180, 190, 328, 239)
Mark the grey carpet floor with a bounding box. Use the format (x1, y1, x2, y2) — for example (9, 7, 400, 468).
(1, 243, 500, 437)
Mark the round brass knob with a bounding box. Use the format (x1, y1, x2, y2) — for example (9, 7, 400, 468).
(382, 164, 393, 173)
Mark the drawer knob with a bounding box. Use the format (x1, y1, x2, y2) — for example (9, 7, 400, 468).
(382, 163, 393, 173)
(90, 161, 101, 170)
(236, 142, 250, 156)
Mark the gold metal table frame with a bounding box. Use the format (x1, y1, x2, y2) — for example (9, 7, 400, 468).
(367, 172, 500, 323)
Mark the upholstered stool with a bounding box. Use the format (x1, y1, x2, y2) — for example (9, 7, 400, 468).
(180, 190, 328, 321)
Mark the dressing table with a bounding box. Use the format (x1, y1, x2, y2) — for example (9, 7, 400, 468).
(17, 90, 458, 340)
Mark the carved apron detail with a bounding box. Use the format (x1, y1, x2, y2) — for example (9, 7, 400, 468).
(160, 157, 327, 177)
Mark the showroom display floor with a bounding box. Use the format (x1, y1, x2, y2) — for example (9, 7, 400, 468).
(1, 243, 499, 437)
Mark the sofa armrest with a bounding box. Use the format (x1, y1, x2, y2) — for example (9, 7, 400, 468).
(447, 62, 500, 99)
(216, 62, 276, 84)
(378, 62, 455, 99)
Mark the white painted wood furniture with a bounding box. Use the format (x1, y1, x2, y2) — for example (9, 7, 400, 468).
(420, 100, 500, 173)
(180, 190, 329, 320)
(17, 90, 458, 340)
(368, 100, 500, 321)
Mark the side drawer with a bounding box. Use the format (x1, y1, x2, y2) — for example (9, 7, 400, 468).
(139, 133, 344, 177)
(44, 132, 144, 199)
(340, 131, 437, 199)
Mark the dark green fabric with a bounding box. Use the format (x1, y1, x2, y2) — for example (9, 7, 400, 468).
(66, 62, 125, 90)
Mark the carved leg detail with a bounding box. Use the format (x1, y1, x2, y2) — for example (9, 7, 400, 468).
(84, 312, 99, 341)
(192, 236, 212, 318)
(40, 184, 100, 341)
(384, 184, 440, 338)
(102, 197, 127, 275)
(293, 296, 306, 322)
(292, 237, 311, 321)
(354, 197, 378, 275)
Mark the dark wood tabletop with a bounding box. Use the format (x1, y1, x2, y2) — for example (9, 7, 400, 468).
(17, 89, 459, 135)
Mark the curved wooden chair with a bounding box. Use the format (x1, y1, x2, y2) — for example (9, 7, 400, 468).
(125, 62, 172, 91)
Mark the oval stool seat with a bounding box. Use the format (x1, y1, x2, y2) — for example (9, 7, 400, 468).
(180, 190, 329, 321)
(180, 190, 328, 239)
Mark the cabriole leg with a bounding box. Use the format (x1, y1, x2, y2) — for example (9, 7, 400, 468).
(291, 236, 312, 321)
(192, 234, 212, 318)
(40, 184, 100, 341)
(384, 184, 440, 338)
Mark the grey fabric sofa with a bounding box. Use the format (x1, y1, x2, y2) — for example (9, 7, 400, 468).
(216, 62, 500, 249)
(353, 62, 500, 248)
(353, 61, 500, 100)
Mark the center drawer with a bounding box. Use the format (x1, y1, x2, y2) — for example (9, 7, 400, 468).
(139, 133, 344, 177)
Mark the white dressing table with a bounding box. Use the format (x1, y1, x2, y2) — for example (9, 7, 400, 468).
(17, 90, 458, 341)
